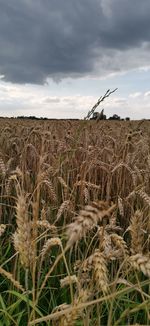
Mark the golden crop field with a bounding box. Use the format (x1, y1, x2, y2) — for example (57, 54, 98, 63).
(0, 117, 150, 325)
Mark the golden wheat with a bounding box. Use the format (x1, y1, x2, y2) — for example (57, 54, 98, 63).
(0, 224, 6, 236)
(92, 249, 109, 293)
(1, 118, 150, 325)
(129, 210, 145, 254)
(129, 254, 150, 277)
(13, 194, 34, 269)
(67, 201, 116, 247)
(0, 266, 25, 292)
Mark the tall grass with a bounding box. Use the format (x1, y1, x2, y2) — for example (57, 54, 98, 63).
(0, 118, 150, 325)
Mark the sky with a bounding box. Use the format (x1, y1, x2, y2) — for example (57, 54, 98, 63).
(0, 0, 150, 120)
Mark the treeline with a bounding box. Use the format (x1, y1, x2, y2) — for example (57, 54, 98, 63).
(16, 116, 81, 120)
(16, 116, 49, 120)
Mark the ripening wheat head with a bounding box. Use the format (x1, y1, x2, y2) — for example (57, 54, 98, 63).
(67, 201, 116, 247)
(92, 249, 109, 293)
(129, 210, 145, 255)
(129, 253, 150, 277)
(13, 194, 34, 269)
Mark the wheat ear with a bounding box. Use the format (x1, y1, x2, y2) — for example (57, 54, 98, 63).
(129, 254, 150, 277)
(92, 249, 108, 293)
(13, 194, 34, 269)
(0, 224, 6, 236)
(67, 201, 116, 247)
(129, 210, 145, 254)
(0, 266, 25, 292)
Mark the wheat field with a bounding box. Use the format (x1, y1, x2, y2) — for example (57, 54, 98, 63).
(0, 117, 150, 325)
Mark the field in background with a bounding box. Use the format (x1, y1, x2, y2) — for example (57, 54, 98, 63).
(0, 118, 150, 325)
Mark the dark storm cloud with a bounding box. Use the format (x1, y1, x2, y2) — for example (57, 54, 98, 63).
(0, 0, 150, 84)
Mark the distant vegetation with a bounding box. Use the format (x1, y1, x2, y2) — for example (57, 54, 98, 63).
(16, 115, 49, 120)
(85, 88, 130, 121)
(0, 113, 130, 121)
(15, 114, 130, 121)
(90, 110, 130, 120)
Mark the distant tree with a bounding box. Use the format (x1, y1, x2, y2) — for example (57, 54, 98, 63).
(109, 114, 120, 120)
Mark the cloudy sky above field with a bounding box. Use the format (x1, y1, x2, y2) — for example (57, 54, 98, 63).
(0, 0, 150, 119)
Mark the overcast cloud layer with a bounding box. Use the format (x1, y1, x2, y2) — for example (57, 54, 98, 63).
(0, 0, 150, 84)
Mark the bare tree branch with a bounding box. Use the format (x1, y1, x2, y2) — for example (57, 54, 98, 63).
(84, 88, 118, 120)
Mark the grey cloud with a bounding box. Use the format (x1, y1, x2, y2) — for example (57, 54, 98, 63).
(0, 0, 150, 84)
(44, 97, 60, 103)
(100, 1, 150, 49)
